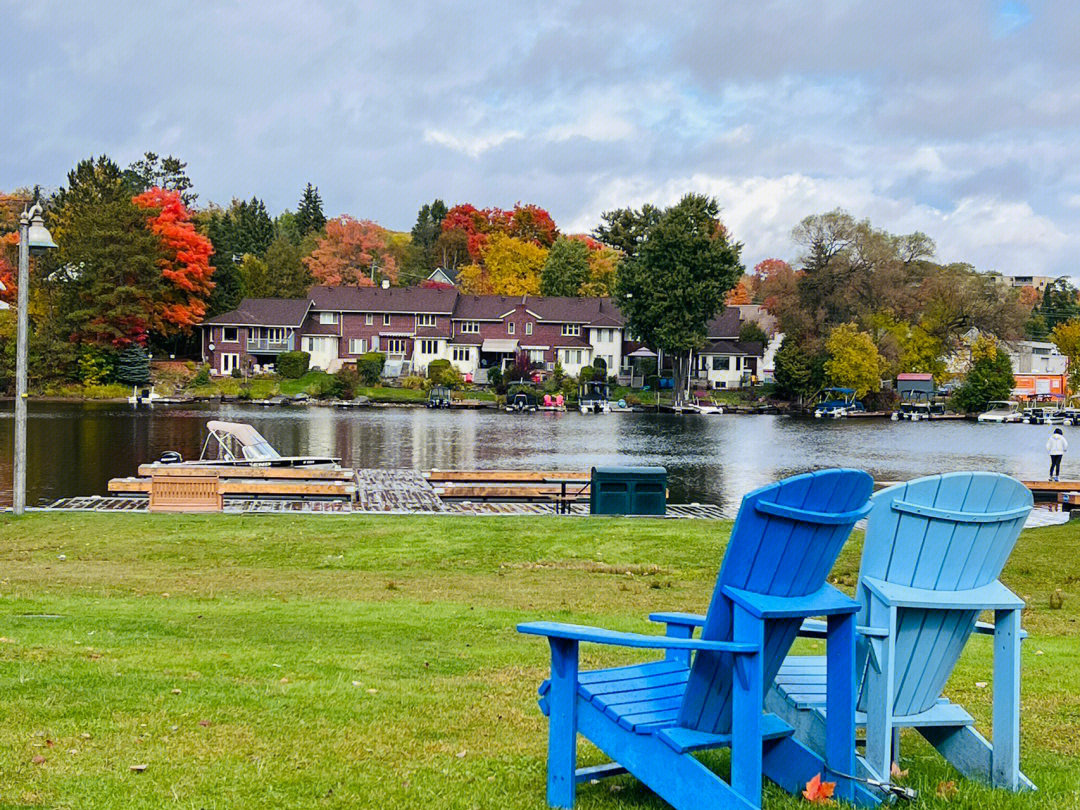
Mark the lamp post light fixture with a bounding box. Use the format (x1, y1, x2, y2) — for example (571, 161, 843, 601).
(13, 204, 58, 515)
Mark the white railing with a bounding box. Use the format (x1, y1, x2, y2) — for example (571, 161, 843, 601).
(247, 339, 290, 353)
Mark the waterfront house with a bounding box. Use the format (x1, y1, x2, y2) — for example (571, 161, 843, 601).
(200, 287, 763, 385)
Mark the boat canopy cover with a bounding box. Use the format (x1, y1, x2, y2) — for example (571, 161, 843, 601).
(481, 338, 519, 353)
(206, 421, 281, 460)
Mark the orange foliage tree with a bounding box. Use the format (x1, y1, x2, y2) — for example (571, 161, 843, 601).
(725, 279, 751, 305)
(303, 216, 398, 287)
(442, 202, 558, 263)
(132, 188, 215, 333)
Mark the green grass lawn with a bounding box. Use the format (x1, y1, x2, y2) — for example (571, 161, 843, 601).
(0, 513, 1077, 809)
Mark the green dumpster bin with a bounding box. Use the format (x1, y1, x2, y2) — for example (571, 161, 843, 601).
(590, 466, 667, 515)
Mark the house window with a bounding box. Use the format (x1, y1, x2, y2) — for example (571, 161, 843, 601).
(221, 353, 239, 373)
(222, 327, 238, 343)
(561, 324, 581, 336)
(528, 349, 545, 363)
(713, 356, 730, 371)
(383, 314, 391, 326)
(507, 322, 515, 335)
(419, 339, 439, 354)
(525, 322, 533, 335)
(349, 338, 367, 355)
(561, 349, 582, 365)
(452, 347, 471, 362)
(417, 314, 436, 328)
(319, 311, 339, 325)
(365, 313, 373, 325)
(385, 338, 407, 355)
(459, 321, 479, 333)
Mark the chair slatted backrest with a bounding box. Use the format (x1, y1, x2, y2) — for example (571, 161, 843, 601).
(678, 469, 874, 734)
(858, 472, 1032, 716)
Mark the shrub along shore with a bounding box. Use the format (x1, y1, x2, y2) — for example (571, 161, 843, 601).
(0, 512, 1076, 809)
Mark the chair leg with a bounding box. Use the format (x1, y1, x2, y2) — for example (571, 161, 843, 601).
(863, 605, 896, 783)
(992, 609, 1021, 790)
(891, 727, 901, 769)
(826, 613, 857, 803)
(732, 606, 764, 808)
(547, 638, 579, 808)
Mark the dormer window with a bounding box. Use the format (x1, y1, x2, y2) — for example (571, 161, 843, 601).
(561, 324, 581, 337)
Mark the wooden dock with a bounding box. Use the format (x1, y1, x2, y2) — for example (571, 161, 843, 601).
(1022, 480, 1080, 501)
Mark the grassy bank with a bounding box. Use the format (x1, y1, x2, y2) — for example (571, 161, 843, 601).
(0, 513, 1076, 809)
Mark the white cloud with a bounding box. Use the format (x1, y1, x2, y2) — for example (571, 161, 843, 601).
(422, 129, 523, 158)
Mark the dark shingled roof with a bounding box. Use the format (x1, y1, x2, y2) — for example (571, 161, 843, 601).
(705, 307, 742, 338)
(308, 285, 458, 313)
(203, 298, 310, 327)
(700, 339, 764, 356)
(452, 295, 521, 320)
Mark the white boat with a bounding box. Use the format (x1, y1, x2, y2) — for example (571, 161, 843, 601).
(128, 385, 160, 405)
(977, 401, 1021, 423)
(813, 388, 865, 419)
(578, 381, 611, 414)
(158, 420, 341, 468)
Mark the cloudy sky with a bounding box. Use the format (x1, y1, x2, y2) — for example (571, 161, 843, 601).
(4, 1, 1078, 275)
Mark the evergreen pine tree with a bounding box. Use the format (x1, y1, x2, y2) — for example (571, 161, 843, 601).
(204, 197, 275, 314)
(295, 183, 326, 237)
(115, 345, 151, 385)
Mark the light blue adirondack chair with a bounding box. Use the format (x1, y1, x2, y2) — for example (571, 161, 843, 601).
(518, 469, 879, 810)
(766, 471, 1035, 791)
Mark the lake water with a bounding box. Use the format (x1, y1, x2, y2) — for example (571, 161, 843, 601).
(0, 402, 1069, 511)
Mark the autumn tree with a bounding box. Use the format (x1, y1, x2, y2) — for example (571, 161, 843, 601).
(540, 236, 590, 296)
(508, 203, 558, 247)
(441, 202, 557, 265)
(823, 322, 882, 398)
(458, 233, 545, 295)
(132, 187, 215, 334)
(615, 194, 743, 404)
(725, 279, 750, 305)
(295, 183, 326, 238)
(303, 216, 398, 287)
(1051, 317, 1080, 394)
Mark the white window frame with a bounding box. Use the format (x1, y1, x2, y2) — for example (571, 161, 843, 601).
(222, 327, 238, 343)
(507, 322, 515, 335)
(525, 322, 533, 335)
(383, 313, 391, 326)
(459, 321, 479, 334)
(528, 349, 545, 363)
(419, 339, 439, 355)
(365, 313, 374, 326)
(385, 338, 407, 355)
(562, 324, 581, 337)
(319, 311, 339, 325)
(452, 346, 471, 362)
(349, 338, 367, 355)
(417, 314, 436, 328)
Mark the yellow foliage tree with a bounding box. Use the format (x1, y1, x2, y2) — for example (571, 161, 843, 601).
(459, 233, 545, 296)
(1051, 317, 1080, 394)
(824, 322, 882, 398)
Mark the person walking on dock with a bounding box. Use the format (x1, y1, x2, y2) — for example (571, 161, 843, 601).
(1047, 427, 1068, 481)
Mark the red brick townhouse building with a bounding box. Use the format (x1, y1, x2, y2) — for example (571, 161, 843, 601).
(200, 286, 770, 386)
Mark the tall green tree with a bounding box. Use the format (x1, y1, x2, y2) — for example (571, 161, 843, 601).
(123, 152, 196, 206)
(263, 235, 312, 298)
(614, 194, 743, 403)
(295, 183, 326, 238)
(1040, 278, 1079, 330)
(773, 336, 821, 404)
(403, 199, 448, 283)
(593, 204, 663, 258)
(47, 156, 165, 348)
(952, 336, 1015, 413)
(203, 197, 275, 314)
(540, 236, 591, 296)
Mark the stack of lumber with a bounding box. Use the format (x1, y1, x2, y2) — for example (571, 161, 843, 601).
(423, 469, 590, 502)
(109, 464, 357, 508)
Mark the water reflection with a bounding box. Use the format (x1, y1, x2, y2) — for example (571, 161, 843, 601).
(0, 402, 1063, 510)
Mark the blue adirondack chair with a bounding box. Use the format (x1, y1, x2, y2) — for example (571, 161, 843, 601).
(518, 469, 879, 810)
(766, 471, 1035, 791)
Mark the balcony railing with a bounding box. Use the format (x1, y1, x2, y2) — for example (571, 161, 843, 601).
(247, 339, 291, 353)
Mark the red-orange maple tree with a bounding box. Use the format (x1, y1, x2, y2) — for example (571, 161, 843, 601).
(0, 232, 17, 306)
(132, 187, 215, 333)
(442, 202, 558, 263)
(303, 216, 398, 287)
(726, 279, 751, 305)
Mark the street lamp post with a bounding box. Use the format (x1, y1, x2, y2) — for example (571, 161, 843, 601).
(13, 204, 57, 515)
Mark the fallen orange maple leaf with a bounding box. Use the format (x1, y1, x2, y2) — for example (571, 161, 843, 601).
(803, 772, 836, 804)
